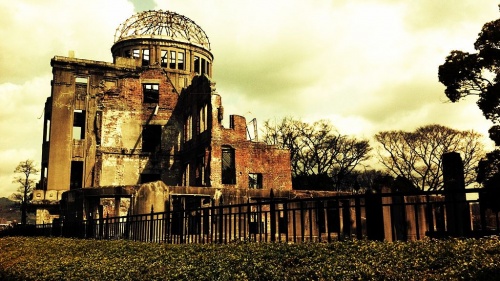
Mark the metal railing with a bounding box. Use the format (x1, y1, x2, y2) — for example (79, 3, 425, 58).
(9, 188, 500, 243)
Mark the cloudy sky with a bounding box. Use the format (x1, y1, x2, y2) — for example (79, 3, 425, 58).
(0, 0, 498, 197)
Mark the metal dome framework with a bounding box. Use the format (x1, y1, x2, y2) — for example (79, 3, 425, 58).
(114, 10, 211, 51)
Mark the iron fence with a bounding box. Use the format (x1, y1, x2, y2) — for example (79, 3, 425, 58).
(6, 188, 500, 243)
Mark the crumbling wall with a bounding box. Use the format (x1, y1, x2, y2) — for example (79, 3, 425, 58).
(97, 69, 182, 186)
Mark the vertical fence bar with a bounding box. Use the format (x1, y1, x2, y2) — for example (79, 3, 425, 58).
(270, 189, 276, 242)
(283, 201, 289, 242)
(218, 202, 224, 243)
(414, 199, 421, 240)
(149, 205, 154, 242)
(355, 197, 362, 239)
(53, 188, 493, 244)
(308, 201, 313, 242)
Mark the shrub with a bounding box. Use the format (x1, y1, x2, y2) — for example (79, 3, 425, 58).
(1, 237, 500, 280)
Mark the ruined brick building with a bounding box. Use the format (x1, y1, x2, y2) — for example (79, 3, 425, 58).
(32, 10, 292, 223)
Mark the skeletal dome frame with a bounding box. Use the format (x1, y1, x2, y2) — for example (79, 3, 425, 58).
(114, 10, 211, 51)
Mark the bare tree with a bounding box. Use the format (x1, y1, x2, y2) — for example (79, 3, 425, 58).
(374, 124, 485, 190)
(262, 117, 372, 190)
(12, 160, 39, 225)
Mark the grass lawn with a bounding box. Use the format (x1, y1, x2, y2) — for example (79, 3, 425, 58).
(1, 236, 500, 280)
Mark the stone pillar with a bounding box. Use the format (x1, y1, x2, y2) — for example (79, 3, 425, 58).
(442, 152, 471, 237)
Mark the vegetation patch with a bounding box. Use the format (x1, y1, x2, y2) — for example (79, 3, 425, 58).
(1, 237, 500, 280)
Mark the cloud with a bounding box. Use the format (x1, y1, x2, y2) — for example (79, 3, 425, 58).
(404, 1, 498, 32)
(1, 0, 499, 197)
(0, 0, 134, 197)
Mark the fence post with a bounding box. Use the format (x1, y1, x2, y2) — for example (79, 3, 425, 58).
(425, 194, 435, 236)
(165, 202, 171, 243)
(443, 152, 471, 237)
(355, 196, 362, 239)
(341, 200, 351, 238)
(247, 198, 252, 241)
(283, 199, 289, 242)
(270, 189, 276, 242)
(124, 209, 130, 239)
(105, 212, 109, 239)
(150, 205, 154, 242)
(98, 205, 104, 239)
(219, 200, 224, 243)
(365, 190, 385, 241)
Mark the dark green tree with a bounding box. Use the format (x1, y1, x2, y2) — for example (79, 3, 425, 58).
(438, 6, 500, 187)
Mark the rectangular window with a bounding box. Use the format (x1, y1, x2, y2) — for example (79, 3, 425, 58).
(183, 163, 190, 186)
(161, 50, 168, 67)
(249, 173, 263, 189)
(178, 52, 185, 70)
(143, 84, 159, 103)
(142, 49, 150, 66)
(45, 119, 51, 142)
(201, 58, 206, 75)
(199, 106, 206, 133)
(124, 49, 132, 57)
(142, 125, 162, 153)
(222, 146, 236, 184)
(194, 56, 200, 73)
(132, 49, 140, 59)
(75, 77, 87, 97)
(169, 51, 176, 69)
(195, 156, 205, 186)
(185, 115, 192, 141)
(41, 166, 48, 190)
(73, 110, 85, 140)
(70, 161, 83, 190)
(204, 106, 208, 132)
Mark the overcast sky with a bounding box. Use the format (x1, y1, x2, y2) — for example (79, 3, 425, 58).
(0, 0, 498, 198)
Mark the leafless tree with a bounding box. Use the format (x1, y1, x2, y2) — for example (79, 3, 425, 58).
(262, 118, 371, 190)
(374, 124, 485, 190)
(12, 160, 39, 225)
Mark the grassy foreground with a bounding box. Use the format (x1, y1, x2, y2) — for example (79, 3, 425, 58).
(1, 237, 500, 280)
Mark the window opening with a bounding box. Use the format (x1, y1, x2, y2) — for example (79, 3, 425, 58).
(142, 49, 150, 66)
(185, 115, 193, 141)
(70, 161, 83, 190)
(161, 50, 168, 67)
(44, 119, 51, 142)
(140, 173, 161, 184)
(169, 51, 176, 69)
(196, 156, 205, 186)
(249, 173, 263, 189)
(75, 77, 87, 100)
(142, 125, 162, 152)
(194, 56, 200, 74)
(183, 163, 190, 186)
(143, 84, 159, 103)
(124, 49, 131, 57)
(204, 105, 208, 132)
(201, 58, 206, 75)
(132, 49, 140, 59)
(73, 110, 85, 140)
(177, 52, 184, 70)
(199, 106, 207, 133)
(221, 146, 236, 184)
(75, 77, 88, 84)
